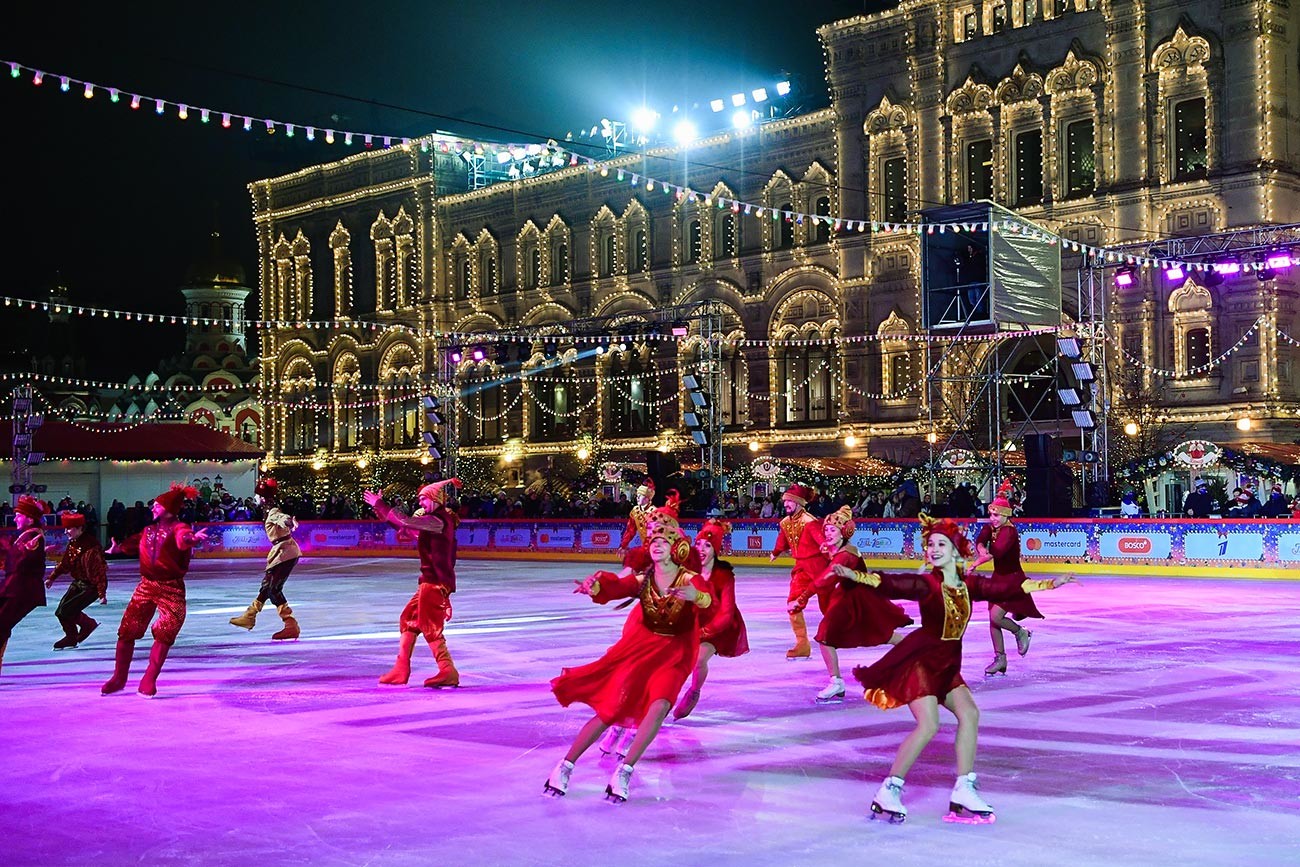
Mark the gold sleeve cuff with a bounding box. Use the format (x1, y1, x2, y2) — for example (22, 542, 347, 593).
(852, 571, 882, 587)
(695, 591, 712, 609)
(1021, 578, 1055, 593)
(588, 580, 601, 597)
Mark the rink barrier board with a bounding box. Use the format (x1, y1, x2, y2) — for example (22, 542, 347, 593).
(10, 517, 1300, 580)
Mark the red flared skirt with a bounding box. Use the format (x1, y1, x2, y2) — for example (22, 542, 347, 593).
(990, 569, 1044, 620)
(551, 625, 699, 727)
(851, 630, 965, 710)
(816, 583, 913, 649)
(701, 609, 749, 658)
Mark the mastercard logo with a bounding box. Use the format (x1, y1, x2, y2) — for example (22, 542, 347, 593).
(1025, 537, 1043, 551)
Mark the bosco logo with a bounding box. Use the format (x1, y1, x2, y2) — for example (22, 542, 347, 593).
(591, 532, 611, 546)
(1118, 537, 1153, 554)
(1025, 537, 1043, 551)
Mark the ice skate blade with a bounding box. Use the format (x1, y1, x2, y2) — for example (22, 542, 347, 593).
(814, 693, 845, 704)
(944, 806, 995, 824)
(542, 782, 567, 798)
(983, 670, 1006, 678)
(604, 786, 628, 804)
(869, 803, 906, 824)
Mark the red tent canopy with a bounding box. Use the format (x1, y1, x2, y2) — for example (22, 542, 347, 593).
(0, 421, 264, 462)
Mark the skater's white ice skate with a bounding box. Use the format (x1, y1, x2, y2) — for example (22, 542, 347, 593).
(1016, 628, 1033, 656)
(597, 726, 622, 756)
(870, 775, 907, 823)
(542, 759, 574, 797)
(984, 652, 1007, 677)
(815, 676, 846, 703)
(605, 762, 634, 803)
(613, 726, 636, 759)
(944, 772, 996, 824)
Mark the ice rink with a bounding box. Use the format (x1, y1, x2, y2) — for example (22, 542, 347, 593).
(4, 556, 1298, 866)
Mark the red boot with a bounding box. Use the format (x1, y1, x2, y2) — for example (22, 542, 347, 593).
(102, 639, 135, 695)
(137, 641, 171, 698)
(379, 632, 417, 685)
(423, 637, 460, 688)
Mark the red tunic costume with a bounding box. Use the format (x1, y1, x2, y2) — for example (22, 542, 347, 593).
(115, 519, 197, 645)
(774, 513, 830, 611)
(619, 503, 654, 568)
(697, 560, 748, 657)
(975, 523, 1043, 620)
(374, 501, 460, 641)
(851, 568, 1055, 709)
(0, 526, 47, 646)
(552, 566, 714, 727)
(809, 547, 912, 649)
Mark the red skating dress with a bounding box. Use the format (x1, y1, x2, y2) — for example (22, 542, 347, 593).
(851, 568, 1055, 709)
(812, 547, 912, 649)
(975, 523, 1043, 620)
(697, 560, 748, 658)
(552, 567, 713, 726)
(774, 514, 830, 611)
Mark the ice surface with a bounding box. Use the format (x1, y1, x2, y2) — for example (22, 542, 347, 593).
(4, 558, 1298, 866)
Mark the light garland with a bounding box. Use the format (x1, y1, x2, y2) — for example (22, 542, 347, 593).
(1103, 316, 1264, 378)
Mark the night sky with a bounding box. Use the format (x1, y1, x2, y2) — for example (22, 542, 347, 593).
(1, 0, 892, 378)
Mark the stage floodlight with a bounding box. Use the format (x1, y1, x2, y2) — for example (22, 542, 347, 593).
(1071, 361, 1096, 383)
(1114, 266, 1137, 288)
(1056, 336, 1082, 359)
(448, 345, 463, 364)
(471, 344, 487, 363)
(752, 88, 768, 103)
(775, 80, 791, 96)
(673, 120, 697, 146)
(709, 99, 725, 113)
(1213, 259, 1241, 275)
(631, 106, 657, 132)
(731, 93, 745, 107)
(682, 374, 701, 391)
(1071, 409, 1098, 429)
(1164, 264, 1185, 282)
(733, 110, 753, 130)
(1056, 387, 1082, 407)
(1266, 250, 1292, 271)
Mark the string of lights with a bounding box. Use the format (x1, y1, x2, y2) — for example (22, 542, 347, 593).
(6, 56, 1279, 275)
(1102, 316, 1263, 378)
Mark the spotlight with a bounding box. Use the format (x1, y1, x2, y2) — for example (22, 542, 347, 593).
(471, 344, 487, 363)
(732, 110, 753, 130)
(673, 120, 698, 145)
(1124, 421, 1140, 436)
(1213, 259, 1241, 276)
(1266, 250, 1292, 271)
(1114, 266, 1137, 288)
(1071, 409, 1098, 429)
(775, 80, 792, 96)
(1236, 416, 1253, 431)
(448, 346, 463, 364)
(844, 434, 858, 448)
(731, 93, 746, 107)
(752, 87, 768, 103)
(631, 106, 657, 132)
(709, 99, 725, 113)
(1056, 336, 1082, 359)
(1163, 264, 1185, 282)
(748, 440, 760, 452)
(1255, 253, 1275, 282)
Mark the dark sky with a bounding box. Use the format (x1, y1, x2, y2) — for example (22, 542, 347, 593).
(1, 0, 891, 378)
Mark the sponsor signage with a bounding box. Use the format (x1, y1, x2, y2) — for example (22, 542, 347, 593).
(493, 527, 532, 548)
(1097, 530, 1173, 559)
(581, 527, 621, 550)
(307, 525, 361, 550)
(456, 526, 492, 548)
(537, 527, 577, 549)
(849, 528, 908, 556)
(1274, 532, 1300, 563)
(1020, 530, 1089, 559)
(742, 529, 781, 552)
(1182, 530, 1266, 561)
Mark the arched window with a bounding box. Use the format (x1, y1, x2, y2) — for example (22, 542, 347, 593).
(813, 197, 831, 244)
(718, 213, 737, 257)
(552, 241, 570, 285)
(528, 247, 542, 288)
(631, 228, 648, 271)
(777, 204, 794, 249)
(687, 220, 703, 263)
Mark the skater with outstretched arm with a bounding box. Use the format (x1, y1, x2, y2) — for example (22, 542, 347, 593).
(545, 513, 713, 803)
(845, 515, 1077, 824)
(45, 512, 107, 650)
(969, 480, 1042, 676)
(363, 479, 462, 689)
(0, 495, 49, 674)
(102, 485, 210, 697)
(229, 478, 303, 640)
(791, 506, 910, 703)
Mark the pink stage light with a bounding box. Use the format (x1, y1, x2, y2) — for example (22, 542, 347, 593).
(1266, 252, 1292, 271)
(1114, 267, 1136, 288)
(1163, 264, 1184, 282)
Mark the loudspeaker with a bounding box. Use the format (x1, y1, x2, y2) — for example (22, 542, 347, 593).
(1022, 465, 1075, 517)
(1022, 434, 1060, 468)
(644, 451, 680, 505)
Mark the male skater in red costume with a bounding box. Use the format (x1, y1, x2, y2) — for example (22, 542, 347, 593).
(102, 484, 209, 697)
(364, 478, 463, 689)
(46, 512, 107, 649)
(0, 495, 49, 674)
(770, 483, 828, 659)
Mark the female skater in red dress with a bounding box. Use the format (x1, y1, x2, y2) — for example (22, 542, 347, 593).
(671, 518, 748, 719)
(792, 506, 911, 702)
(969, 481, 1039, 676)
(846, 515, 1076, 824)
(545, 513, 713, 803)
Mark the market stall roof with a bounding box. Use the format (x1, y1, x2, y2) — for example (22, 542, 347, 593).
(0, 421, 264, 462)
(1233, 441, 1300, 464)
